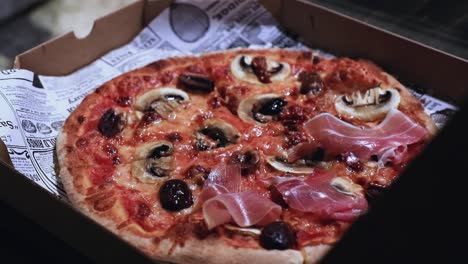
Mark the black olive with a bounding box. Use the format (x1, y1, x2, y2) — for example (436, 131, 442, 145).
(299, 72, 323, 95)
(178, 72, 214, 93)
(159, 179, 194, 211)
(257, 98, 287, 116)
(260, 221, 296, 250)
(148, 144, 173, 159)
(98, 109, 125, 137)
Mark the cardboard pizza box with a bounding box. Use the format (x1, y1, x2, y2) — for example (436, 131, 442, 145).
(1, 0, 467, 262)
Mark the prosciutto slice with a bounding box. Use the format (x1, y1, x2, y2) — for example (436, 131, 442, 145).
(200, 161, 281, 229)
(303, 109, 427, 161)
(271, 170, 368, 222)
(198, 161, 241, 204)
(203, 191, 282, 229)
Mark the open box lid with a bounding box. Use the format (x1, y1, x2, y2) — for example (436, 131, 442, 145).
(2, 0, 468, 262)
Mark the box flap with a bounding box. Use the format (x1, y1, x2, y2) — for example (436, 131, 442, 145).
(14, 1, 146, 76)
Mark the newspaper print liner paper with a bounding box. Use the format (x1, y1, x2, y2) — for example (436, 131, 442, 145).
(0, 0, 457, 200)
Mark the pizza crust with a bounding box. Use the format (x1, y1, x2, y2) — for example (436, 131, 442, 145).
(57, 48, 436, 264)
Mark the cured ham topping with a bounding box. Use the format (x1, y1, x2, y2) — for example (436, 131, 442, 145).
(203, 192, 282, 230)
(270, 170, 368, 222)
(200, 160, 281, 229)
(303, 109, 427, 162)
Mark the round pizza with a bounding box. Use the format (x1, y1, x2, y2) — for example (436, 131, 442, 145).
(56, 48, 436, 263)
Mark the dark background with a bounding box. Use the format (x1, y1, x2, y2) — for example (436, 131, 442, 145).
(1, 0, 467, 263)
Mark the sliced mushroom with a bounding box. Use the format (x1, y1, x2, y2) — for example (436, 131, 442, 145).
(231, 55, 291, 84)
(224, 224, 261, 237)
(330, 177, 364, 196)
(195, 119, 240, 151)
(134, 88, 189, 119)
(132, 141, 174, 183)
(266, 156, 315, 174)
(335, 87, 400, 121)
(238, 94, 287, 124)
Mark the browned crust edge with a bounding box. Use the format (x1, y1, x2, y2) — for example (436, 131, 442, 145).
(57, 48, 434, 264)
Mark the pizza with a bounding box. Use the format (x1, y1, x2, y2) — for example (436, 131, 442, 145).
(56, 48, 436, 263)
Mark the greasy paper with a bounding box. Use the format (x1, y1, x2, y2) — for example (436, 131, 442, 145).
(0, 0, 457, 199)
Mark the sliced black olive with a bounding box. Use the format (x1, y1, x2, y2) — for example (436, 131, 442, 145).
(98, 109, 125, 137)
(260, 221, 296, 250)
(256, 98, 287, 116)
(178, 72, 214, 93)
(148, 144, 173, 159)
(159, 179, 194, 211)
(299, 72, 323, 95)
